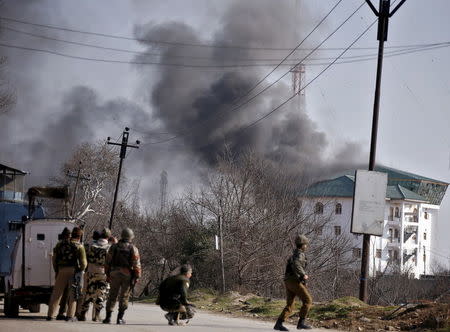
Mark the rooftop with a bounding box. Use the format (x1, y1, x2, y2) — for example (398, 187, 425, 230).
(0, 163, 27, 175)
(301, 166, 448, 205)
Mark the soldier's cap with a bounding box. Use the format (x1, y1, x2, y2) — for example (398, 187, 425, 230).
(180, 264, 192, 275)
(61, 227, 71, 237)
(295, 234, 309, 247)
(100, 227, 111, 239)
(71, 227, 83, 238)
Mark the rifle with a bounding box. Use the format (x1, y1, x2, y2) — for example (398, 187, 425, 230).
(72, 270, 85, 300)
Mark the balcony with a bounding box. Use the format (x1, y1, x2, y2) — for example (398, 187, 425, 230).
(404, 211, 419, 223)
(387, 237, 400, 246)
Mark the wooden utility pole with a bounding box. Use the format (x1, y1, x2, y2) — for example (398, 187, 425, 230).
(107, 127, 140, 230)
(66, 161, 90, 218)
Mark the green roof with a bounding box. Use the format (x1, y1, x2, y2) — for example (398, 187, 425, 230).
(374, 166, 448, 185)
(314, 166, 448, 205)
(331, 165, 448, 185)
(386, 185, 428, 202)
(302, 175, 355, 198)
(302, 176, 428, 202)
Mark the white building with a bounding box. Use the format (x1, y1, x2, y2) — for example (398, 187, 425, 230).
(300, 166, 448, 279)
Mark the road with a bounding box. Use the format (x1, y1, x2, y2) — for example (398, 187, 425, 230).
(0, 302, 340, 332)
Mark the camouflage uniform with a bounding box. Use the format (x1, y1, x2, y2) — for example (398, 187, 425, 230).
(103, 228, 141, 325)
(47, 232, 87, 320)
(79, 238, 110, 321)
(274, 235, 312, 331)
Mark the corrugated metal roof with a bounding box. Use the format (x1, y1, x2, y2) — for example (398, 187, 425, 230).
(387, 185, 428, 202)
(0, 163, 27, 175)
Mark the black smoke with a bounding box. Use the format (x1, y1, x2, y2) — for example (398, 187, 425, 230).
(134, 0, 365, 177)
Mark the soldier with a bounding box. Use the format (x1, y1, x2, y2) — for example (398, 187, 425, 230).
(46, 227, 87, 321)
(76, 230, 100, 317)
(78, 228, 111, 322)
(157, 265, 195, 326)
(55, 227, 71, 321)
(274, 234, 313, 331)
(103, 228, 141, 325)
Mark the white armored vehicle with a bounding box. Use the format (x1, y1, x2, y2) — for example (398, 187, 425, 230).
(3, 186, 78, 317)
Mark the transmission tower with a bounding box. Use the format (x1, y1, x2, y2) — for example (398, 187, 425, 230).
(160, 170, 168, 211)
(291, 63, 306, 111)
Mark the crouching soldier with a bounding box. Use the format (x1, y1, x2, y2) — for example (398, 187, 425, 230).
(157, 264, 195, 326)
(274, 234, 313, 331)
(78, 228, 111, 321)
(103, 228, 141, 325)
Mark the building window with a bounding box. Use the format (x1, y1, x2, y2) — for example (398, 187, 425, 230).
(388, 249, 393, 260)
(394, 207, 400, 218)
(335, 203, 342, 215)
(389, 207, 394, 221)
(394, 229, 399, 239)
(353, 248, 361, 258)
(388, 228, 393, 242)
(393, 250, 398, 260)
(424, 232, 427, 240)
(376, 249, 382, 258)
(315, 202, 324, 214)
(334, 226, 341, 236)
(424, 211, 429, 220)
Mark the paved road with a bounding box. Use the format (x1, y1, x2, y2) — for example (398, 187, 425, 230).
(0, 302, 339, 332)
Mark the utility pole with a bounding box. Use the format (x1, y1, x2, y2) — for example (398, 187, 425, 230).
(218, 215, 226, 293)
(66, 161, 90, 218)
(107, 127, 140, 230)
(360, 0, 408, 302)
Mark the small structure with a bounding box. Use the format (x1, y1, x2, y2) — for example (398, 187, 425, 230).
(300, 166, 448, 279)
(0, 163, 44, 283)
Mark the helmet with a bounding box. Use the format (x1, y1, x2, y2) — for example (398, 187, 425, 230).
(71, 227, 83, 239)
(61, 227, 71, 238)
(180, 264, 192, 275)
(121, 227, 134, 241)
(295, 234, 309, 247)
(100, 227, 112, 239)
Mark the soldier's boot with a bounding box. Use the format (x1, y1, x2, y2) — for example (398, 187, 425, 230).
(102, 311, 112, 324)
(296, 318, 312, 330)
(173, 312, 182, 326)
(77, 310, 87, 321)
(274, 318, 289, 331)
(93, 308, 101, 322)
(116, 310, 126, 325)
(165, 313, 176, 325)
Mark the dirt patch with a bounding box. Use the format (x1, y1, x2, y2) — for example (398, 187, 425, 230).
(140, 291, 449, 331)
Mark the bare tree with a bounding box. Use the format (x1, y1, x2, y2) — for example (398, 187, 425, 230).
(52, 142, 118, 233)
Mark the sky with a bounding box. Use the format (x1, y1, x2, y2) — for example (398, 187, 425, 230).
(0, 0, 449, 267)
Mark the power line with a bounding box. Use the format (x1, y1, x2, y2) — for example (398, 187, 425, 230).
(4, 24, 449, 64)
(142, 12, 380, 151)
(1, 15, 446, 52)
(0, 40, 447, 70)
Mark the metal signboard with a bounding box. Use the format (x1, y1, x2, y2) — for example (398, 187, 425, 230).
(351, 170, 387, 236)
